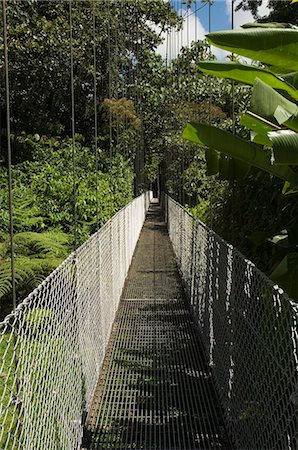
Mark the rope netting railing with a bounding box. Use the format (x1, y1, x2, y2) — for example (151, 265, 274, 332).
(166, 195, 298, 450)
(0, 192, 152, 450)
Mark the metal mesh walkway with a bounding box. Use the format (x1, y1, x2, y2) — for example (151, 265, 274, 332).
(87, 202, 231, 450)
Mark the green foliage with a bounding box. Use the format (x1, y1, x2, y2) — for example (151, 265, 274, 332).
(0, 256, 63, 308)
(206, 27, 298, 72)
(183, 22, 298, 299)
(0, 0, 182, 316)
(198, 61, 298, 101)
(183, 122, 298, 183)
(236, 0, 298, 26)
(0, 136, 133, 316)
(1, 0, 181, 149)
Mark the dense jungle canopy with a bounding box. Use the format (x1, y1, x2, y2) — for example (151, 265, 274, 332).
(1, 0, 298, 319)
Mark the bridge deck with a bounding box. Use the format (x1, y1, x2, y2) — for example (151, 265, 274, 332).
(87, 202, 230, 449)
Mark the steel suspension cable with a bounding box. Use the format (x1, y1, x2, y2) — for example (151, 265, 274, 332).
(3, 2, 20, 428)
(115, 5, 119, 152)
(69, 0, 78, 250)
(208, 0, 214, 230)
(182, 2, 207, 19)
(3, 0, 16, 311)
(108, 0, 112, 158)
(136, 1, 143, 195)
(231, 0, 235, 134)
(231, 0, 236, 242)
(93, 7, 99, 231)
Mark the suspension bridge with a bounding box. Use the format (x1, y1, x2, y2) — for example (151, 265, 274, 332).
(1, 193, 297, 449)
(1, 0, 298, 449)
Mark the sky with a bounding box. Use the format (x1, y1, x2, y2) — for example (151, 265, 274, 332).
(156, 0, 270, 61)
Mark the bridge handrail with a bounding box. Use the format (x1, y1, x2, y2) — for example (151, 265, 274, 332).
(0, 191, 152, 450)
(166, 194, 298, 450)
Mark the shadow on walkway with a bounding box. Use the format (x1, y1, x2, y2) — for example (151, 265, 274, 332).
(87, 202, 231, 450)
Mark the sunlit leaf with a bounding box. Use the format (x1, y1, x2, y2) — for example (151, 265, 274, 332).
(269, 230, 289, 248)
(241, 22, 298, 29)
(250, 78, 298, 132)
(247, 230, 275, 246)
(268, 130, 298, 164)
(198, 61, 298, 101)
(206, 28, 298, 72)
(183, 122, 298, 184)
(282, 180, 298, 195)
(240, 112, 277, 146)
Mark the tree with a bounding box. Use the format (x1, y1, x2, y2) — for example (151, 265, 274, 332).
(236, 0, 298, 25)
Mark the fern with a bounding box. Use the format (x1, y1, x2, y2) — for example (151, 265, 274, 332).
(0, 181, 45, 233)
(0, 256, 63, 301)
(14, 198, 45, 231)
(0, 230, 70, 306)
(14, 231, 70, 258)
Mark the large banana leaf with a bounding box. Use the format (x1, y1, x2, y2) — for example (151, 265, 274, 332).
(183, 122, 298, 184)
(251, 78, 298, 131)
(241, 22, 297, 29)
(281, 71, 298, 89)
(218, 155, 250, 180)
(240, 112, 278, 146)
(198, 62, 298, 101)
(206, 28, 298, 72)
(268, 130, 298, 164)
(205, 148, 250, 179)
(205, 148, 219, 175)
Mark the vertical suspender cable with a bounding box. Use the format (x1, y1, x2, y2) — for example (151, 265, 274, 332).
(108, 0, 112, 158)
(165, 28, 169, 195)
(93, 10, 99, 231)
(231, 0, 235, 134)
(137, 3, 143, 194)
(231, 0, 235, 242)
(115, 5, 119, 150)
(3, 0, 16, 311)
(69, 0, 77, 250)
(208, 0, 214, 230)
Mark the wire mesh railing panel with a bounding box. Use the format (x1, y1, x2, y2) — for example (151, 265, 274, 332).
(0, 192, 152, 450)
(0, 256, 81, 450)
(166, 195, 298, 450)
(77, 232, 103, 412)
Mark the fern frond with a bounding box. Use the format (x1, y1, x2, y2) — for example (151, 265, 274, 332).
(0, 262, 13, 299)
(14, 231, 70, 258)
(0, 256, 63, 300)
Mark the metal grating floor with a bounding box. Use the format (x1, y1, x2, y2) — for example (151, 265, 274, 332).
(87, 203, 231, 449)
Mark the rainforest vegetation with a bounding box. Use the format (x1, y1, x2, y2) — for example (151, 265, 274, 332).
(1, 0, 298, 319)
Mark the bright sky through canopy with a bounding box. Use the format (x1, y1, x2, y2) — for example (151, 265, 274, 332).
(156, 0, 270, 61)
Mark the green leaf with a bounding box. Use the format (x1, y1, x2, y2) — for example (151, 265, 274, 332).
(282, 180, 298, 195)
(270, 253, 298, 299)
(268, 130, 298, 164)
(271, 255, 288, 278)
(218, 155, 250, 180)
(206, 28, 298, 72)
(247, 230, 275, 246)
(205, 148, 219, 175)
(240, 112, 277, 146)
(269, 230, 289, 248)
(182, 122, 298, 184)
(198, 61, 298, 101)
(251, 78, 298, 132)
(281, 71, 298, 89)
(241, 22, 298, 30)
